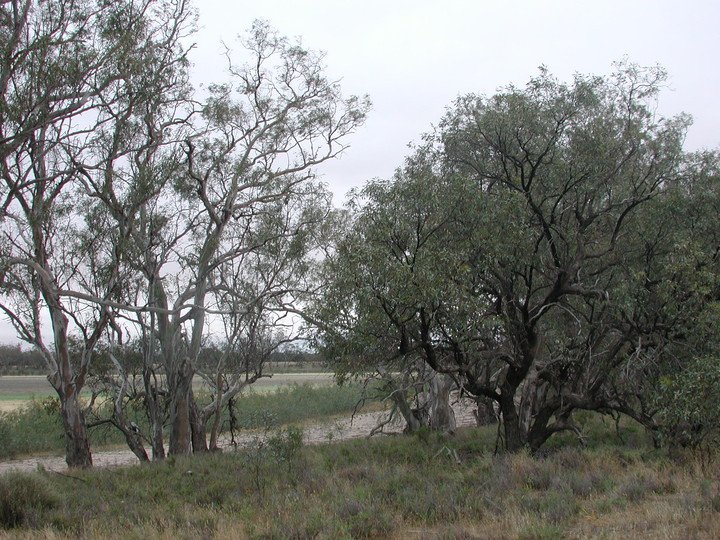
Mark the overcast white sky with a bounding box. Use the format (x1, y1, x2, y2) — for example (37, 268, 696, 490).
(194, 0, 720, 204)
(2, 1, 719, 345)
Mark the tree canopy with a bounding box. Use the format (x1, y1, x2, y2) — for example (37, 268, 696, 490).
(314, 63, 719, 452)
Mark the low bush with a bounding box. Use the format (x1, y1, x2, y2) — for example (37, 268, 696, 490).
(0, 404, 718, 538)
(0, 472, 57, 528)
(228, 382, 367, 430)
(0, 398, 64, 459)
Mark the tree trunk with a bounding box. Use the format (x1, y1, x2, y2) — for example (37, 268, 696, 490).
(59, 390, 93, 468)
(121, 428, 150, 462)
(112, 402, 149, 463)
(500, 329, 539, 452)
(208, 394, 223, 451)
(143, 367, 166, 460)
(150, 417, 166, 460)
(46, 304, 94, 468)
(168, 357, 193, 455)
(473, 396, 497, 426)
(190, 395, 208, 453)
(499, 390, 525, 452)
(393, 388, 422, 433)
(429, 373, 456, 433)
(527, 404, 556, 453)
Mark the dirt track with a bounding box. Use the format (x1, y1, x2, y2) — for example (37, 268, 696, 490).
(0, 401, 478, 474)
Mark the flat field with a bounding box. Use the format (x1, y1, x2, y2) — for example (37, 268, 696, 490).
(0, 372, 335, 411)
(0, 376, 51, 411)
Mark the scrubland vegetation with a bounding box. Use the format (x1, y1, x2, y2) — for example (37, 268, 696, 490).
(0, 1, 718, 537)
(0, 419, 717, 539)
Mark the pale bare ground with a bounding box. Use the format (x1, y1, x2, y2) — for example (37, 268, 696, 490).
(0, 399, 478, 474)
(0, 399, 28, 412)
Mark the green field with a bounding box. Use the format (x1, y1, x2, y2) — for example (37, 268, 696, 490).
(0, 377, 53, 412)
(0, 372, 336, 411)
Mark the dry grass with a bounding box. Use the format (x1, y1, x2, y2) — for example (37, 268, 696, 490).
(0, 400, 29, 413)
(0, 423, 717, 539)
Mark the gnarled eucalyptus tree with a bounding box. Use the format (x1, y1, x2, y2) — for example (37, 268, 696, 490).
(316, 64, 696, 452)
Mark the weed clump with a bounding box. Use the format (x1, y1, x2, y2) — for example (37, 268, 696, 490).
(0, 398, 64, 459)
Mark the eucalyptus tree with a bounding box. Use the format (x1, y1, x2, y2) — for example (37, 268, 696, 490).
(194, 186, 335, 451)
(0, 0, 194, 467)
(316, 64, 696, 452)
(313, 166, 467, 434)
(120, 21, 370, 456)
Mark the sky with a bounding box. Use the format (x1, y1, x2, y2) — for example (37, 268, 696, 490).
(1, 0, 719, 345)
(193, 0, 720, 204)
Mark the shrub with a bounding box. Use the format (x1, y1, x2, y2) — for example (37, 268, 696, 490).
(228, 383, 366, 431)
(244, 426, 305, 494)
(656, 355, 720, 452)
(0, 399, 64, 458)
(0, 472, 57, 528)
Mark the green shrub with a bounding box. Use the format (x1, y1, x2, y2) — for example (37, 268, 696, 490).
(230, 383, 366, 430)
(618, 471, 676, 502)
(656, 355, 720, 452)
(0, 383, 367, 459)
(518, 523, 566, 540)
(0, 422, 714, 537)
(0, 398, 64, 458)
(244, 426, 305, 494)
(0, 472, 57, 528)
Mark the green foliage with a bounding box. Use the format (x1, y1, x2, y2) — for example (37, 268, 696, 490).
(315, 62, 719, 453)
(0, 383, 365, 459)
(244, 426, 304, 494)
(0, 396, 153, 459)
(229, 383, 365, 430)
(656, 355, 720, 451)
(0, 399, 64, 459)
(0, 472, 57, 529)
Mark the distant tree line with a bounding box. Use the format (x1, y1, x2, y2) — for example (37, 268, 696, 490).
(0, 341, 319, 376)
(0, 344, 46, 374)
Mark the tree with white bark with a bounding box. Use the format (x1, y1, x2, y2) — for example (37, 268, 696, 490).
(0, 0, 193, 468)
(0, 3, 369, 466)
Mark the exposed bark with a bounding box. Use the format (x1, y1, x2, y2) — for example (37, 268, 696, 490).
(123, 432, 150, 463)
(43, 270, 94, 468)
(473, 397, 497, 426)
(58, 388, 93, 469)
(429, 373, 456, 433)
(168, 357, 194, 456)
(143, 365, 166, 460)
(208, 373, 224, 451)
(395, 389, 423, 434)
(189, 396, 209, 453)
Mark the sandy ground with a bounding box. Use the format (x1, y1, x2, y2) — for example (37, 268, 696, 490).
(0, 401, 478, 474)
